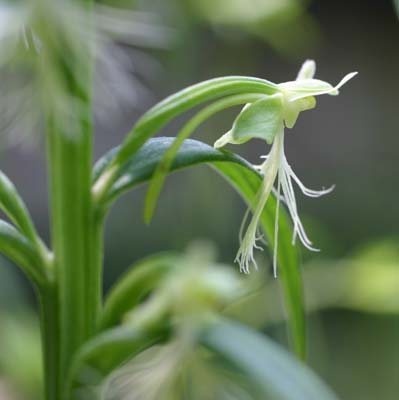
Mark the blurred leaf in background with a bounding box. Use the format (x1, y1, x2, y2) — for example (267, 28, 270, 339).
(182, 0, 320, 57)
(0, 258, 42, 400)
(394, 0, 399, 17)
(0, 312, 42, 400)
(226, 238, 399, 328)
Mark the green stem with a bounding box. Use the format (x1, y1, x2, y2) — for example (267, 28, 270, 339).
(43, 5, 97, 399)
(90, 210, 105, 333)
(45, 113, 94, 399)
(37, 282, 59, 400)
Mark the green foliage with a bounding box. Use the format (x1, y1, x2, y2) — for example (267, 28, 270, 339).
(94, 137, 305, 359)
(67, 325, 167, 397)
(0, 312, 43, 399)
(0, 2, 353, 399)
(394, 0, 399, 17)
(100, 253, 178, 330)
(0, 220, 46, 286)
(0, 171, 39, 241)
(202, 319, 338, 400)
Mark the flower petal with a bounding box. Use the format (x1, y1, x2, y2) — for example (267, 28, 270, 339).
(289, 72, 358, 101)
(296, 59, 316, 80)
(286, 163, 335, 198)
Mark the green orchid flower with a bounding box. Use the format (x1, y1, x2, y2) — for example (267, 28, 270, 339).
(215, 60, 357, 275)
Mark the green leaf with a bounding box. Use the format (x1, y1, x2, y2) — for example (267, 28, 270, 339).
(230, 95, 284, 144)
(0, 220, 45, 286)
(92, 138, 251, 205)
(143, 93, 264, 224)
(202, 318, 338, 400)
(112, 77, 279, 168)
(214, 160, 305, 358)
(100, 253, 178, 330)
(0, 171, 39, 241)
(66, 325, 168, 398)
(94, 138, 305, 359)
(394, 0, 399, 18)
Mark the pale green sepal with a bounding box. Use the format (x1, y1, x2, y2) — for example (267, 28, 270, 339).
(280, 79, 333, 94)
(296, 59, 316, 80)
(229, 94, 284, 145)
(214, 130, 235, 149)
(284, 96, 316, 129)
(282, 72, 358, 101)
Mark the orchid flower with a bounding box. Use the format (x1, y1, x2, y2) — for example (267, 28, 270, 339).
(214, 60, 357, 275)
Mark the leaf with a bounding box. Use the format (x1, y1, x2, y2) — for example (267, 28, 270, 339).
(0, 220, 45, 286)
(100, 253, 178, 330)
(66, 324, 169, 397)
(94, 137, 305, 359)
(230, 95, 284, 144)
(112, 77, 279, 168)
(213, 160, 306, 358)
(201, 318, 338, 400)
(142, 93, 265, 224)
(92, 138, 251, 205)
(394, 0, 399, 18)
(0, 171, 39, 240)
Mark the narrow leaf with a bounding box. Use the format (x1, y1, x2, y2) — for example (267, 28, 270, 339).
(94, 138, 305, 358)
(66, 325, 168, 398)
(213, 161, 306, 358)
(0, 220, 45, 286)
(202, 318, 338, 400)
(100, 253, 178, 330)
(0, 171, 39, 240)
(143, 93, 264, 223)
(113, 77, 278, 168)
(394, 0, 399, 18)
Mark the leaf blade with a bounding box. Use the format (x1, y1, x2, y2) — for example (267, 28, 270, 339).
(0, 171, 39, 240)
(67, 325, 168, 398)
(0, 220, 45, 286)
(100, 253, 178, 330)
(94, 138, 305, 358)
(201, 318, 338, 400)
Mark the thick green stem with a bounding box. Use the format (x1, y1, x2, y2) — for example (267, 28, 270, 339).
(38, 282, 59, 400)
(46, 112, 94, 386)
(43, 3, 97, 398)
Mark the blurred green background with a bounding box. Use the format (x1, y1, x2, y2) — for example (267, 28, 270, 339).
(0, 0, 398, 399)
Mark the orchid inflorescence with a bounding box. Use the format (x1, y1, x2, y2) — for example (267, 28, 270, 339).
(215, 60, 357, 275)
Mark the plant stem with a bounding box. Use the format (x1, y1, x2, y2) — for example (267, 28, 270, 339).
(37, 282, 59, 400)
(43, 3, 97, 398)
